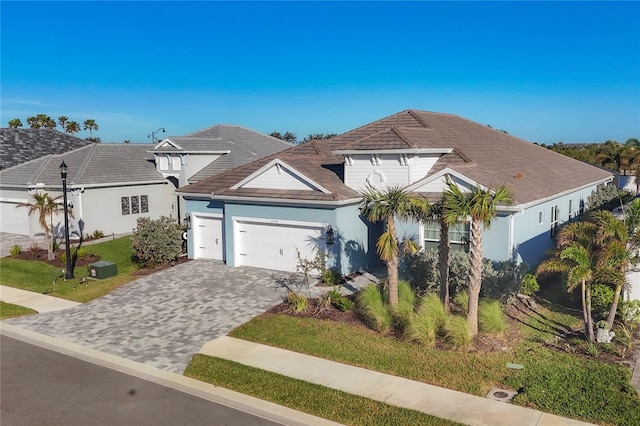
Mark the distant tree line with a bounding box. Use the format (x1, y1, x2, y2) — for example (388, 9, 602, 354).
(541, 138, 640, 180)
(8, 114, 100, 143)
(269, 131, 337, 144)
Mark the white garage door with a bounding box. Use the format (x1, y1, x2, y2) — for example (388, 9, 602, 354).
(193, 214, 224, 260)
(0, 201, 31, 236)
(234, 219, 326, 272)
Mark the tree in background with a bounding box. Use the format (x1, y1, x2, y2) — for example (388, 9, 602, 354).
(302, 133, 337, 142)
(58, 116, 69, 130)
(269, 131, 297, 143)
(8, 118, 22, 128)
(65, 121, 81, 135)
(83, 119, 98, 138)
(443, 180, 513, 335)
(26, 114, 56, 129)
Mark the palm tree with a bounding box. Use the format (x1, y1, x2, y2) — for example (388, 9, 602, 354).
(83, 119, 99, 138)
(590, 210, 632, 329)
(26, 115, 41, 129)
(442, 180, 513, 335)
(58, 116, 69, 131)
(359, 185, 429, 309)
(65, 121, 80, 135)
(16, 192, 64, 260)
(8, 118, 23, 128)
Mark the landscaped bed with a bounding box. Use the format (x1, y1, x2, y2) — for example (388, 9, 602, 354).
(200, 295, 640, 426)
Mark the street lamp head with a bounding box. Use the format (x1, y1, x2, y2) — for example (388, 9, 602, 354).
(60, 160, 68, 179)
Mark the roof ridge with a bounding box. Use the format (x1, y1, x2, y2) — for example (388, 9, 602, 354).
(332, 109, 414, 141)
(27, 156, 52, 185)
(68, 144, 96, 182)
(407, 110, 433, 129)
(391, 127, 420, 148)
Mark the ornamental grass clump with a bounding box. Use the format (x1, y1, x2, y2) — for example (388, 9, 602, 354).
(393, 280, 416, 334)
(357, 284, 392, 333)
(285, 291, 308, 313)
(478, 299, 506, 335)
(418, 293, 448, 330)
(444, 315, 472, 351)
(404, 309, 437, 346)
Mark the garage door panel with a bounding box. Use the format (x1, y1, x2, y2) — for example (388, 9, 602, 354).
(1, 202, 30, 236)
(235, 220, 325, 272)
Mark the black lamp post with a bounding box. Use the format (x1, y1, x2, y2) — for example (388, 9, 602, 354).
(60, 161, 73, 279)
(148, 127, 165, 143)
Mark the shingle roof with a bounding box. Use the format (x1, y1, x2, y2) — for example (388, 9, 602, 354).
(0, 128, 91, 170)
(154, 125, 292, 183)
(178, 110, 613, 206)
(0, 144, 165, 188)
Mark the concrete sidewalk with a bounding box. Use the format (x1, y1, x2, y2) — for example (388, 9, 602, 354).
(0, 285, 80, 313)
(200, 336, 595, 426)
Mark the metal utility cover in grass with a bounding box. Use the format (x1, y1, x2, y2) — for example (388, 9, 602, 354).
(88, 261, 117, 279)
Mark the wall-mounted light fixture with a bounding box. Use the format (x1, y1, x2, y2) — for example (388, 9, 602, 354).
(325, 225, 335, 245)
(183, 213, 191, 230)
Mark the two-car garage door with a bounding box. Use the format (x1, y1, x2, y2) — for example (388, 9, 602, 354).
(234, 219, 326, 273)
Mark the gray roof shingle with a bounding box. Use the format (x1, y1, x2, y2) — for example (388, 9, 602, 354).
(0, 128, 91, 170)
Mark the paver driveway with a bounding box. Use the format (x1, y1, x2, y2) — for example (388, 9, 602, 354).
(5, 259, 291, 373)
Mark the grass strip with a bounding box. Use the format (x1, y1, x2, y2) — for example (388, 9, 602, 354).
(185, 354, 463, 426)
(230, 313, 640, 426)
(0, 301, 37, 320)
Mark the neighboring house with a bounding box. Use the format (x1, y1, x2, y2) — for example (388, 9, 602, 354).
(0, 143, 174, 238)
(0, 128, 91, 170)
(1, 125, 291, 239)
(178, 110, 613, 274)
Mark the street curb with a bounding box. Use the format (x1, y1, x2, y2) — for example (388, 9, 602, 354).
(0, 323, 341, 426)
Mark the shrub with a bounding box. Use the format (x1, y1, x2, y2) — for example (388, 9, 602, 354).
(91, 230, 105, 239)
(29, 243, 41, 255)
(618, 299, 640, 327)
(520, 273, 540, 296)
(60, 248, 91, 264)
(333, 297, 354, 312)
(481, 261, 530, 300)
(357, 284, 392, 333)
(321, 268, 342, 286)
(285, 292, 308, 313)
(130, 216, 183, 267)
(9, 245, 21, 256)
(591, 284, 614, 320)
(478, 299, 506, 335)
(444, 315, 472, 350)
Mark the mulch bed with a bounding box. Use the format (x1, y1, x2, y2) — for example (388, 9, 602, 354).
(11, 248, 100, 268)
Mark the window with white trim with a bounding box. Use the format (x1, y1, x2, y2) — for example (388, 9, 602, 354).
(550, 205, 559, 238)
(121, 195, 149, 215)
(172, 156, 181, 170)
(424, 220, 470, 252)
(538, 210, 544, 225)
(568, 200, 573, 220)
(158, 156, 169, 170)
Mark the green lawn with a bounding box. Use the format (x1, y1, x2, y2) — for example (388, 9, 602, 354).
(185, 355, 463, 426)
(0, 301, 37, 320)
(227, 307, 640, 426)
(0, 236, 138, 302)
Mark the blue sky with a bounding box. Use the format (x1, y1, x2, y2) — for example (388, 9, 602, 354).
(1, 1, 638, 144)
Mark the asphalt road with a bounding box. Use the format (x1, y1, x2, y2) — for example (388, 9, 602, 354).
(0, 335, 279, 426)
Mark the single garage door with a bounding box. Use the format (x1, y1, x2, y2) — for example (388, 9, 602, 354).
(234, 219, 326, 272)
(193, 214, 224, 260)
(0, 201, 31, 236)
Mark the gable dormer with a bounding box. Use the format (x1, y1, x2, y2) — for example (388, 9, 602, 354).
(232, 159, 330, 193)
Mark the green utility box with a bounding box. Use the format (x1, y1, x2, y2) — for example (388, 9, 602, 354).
(88, 261, 117, 279)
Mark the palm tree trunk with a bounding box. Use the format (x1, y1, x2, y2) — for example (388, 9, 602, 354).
(439, 219, 450, 312)
(586, 284, 595, 343)
(580, 280, 589, 339)
(606, 283, 623, 330)
(386, 217, 399, 310)
(467, 219, 483, 336)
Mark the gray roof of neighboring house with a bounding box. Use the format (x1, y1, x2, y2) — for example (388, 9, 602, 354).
(0, 143, 165, 188)
(0, 128, 91, 170)
(152, 125, 293, 183)
(179, 110, 613, 207)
